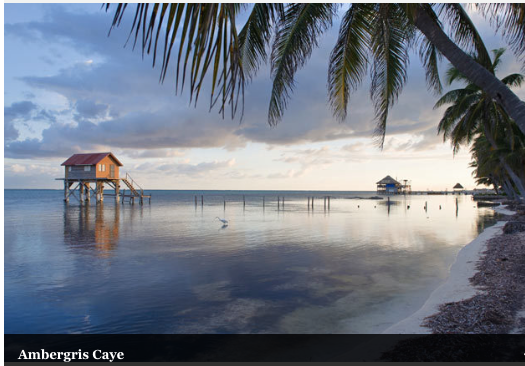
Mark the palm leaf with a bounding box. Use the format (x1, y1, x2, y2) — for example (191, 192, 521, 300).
(478, 3, 525, 64)
(501, 73, 524, 89)
(238, 4, 283, 80)
(268, 3, 337, 126)
(328, 4, 373, 122)
(437, 4, 492, 68)
(369, 4, 413, 148)
(105, 3, 245, 119)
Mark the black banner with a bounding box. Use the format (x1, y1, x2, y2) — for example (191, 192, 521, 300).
(5, 334, 525, 362)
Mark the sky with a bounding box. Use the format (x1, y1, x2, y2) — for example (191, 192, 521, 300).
(4, 3, 525, 191)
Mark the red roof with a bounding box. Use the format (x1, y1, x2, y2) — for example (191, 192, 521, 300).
(61, 152, 123, 166)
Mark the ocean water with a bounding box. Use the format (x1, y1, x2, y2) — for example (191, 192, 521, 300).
(4, 189, 497, 334)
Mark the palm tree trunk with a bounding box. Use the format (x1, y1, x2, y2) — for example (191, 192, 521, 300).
(502, 179, 516, 200)
(489, 174, 499, 195)
(413, 7, 525, 136)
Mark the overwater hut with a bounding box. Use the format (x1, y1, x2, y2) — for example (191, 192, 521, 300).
(376, 175, 411, 195)
(453, 183, 465, 193)
(62, 152, 122, 180)
(59, 152, 149, 204)
(376, 175, 401, 194)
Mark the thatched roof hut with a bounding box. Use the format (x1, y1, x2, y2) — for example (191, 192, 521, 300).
(376, 175, 402, 194)
(453, 183, 464, 190)
(376, 175, 400, 185)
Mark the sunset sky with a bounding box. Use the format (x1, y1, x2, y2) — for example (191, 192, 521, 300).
(4, 3, 525, 191)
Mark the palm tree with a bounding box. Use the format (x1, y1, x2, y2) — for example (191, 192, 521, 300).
(469, 132, 525, 200)
(104, 3, 525, 145)
(435, 48, 525, 199)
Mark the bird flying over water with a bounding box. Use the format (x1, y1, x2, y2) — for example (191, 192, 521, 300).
(216, 217, 228, 225)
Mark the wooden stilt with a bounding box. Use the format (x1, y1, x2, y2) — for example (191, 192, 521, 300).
(96, 181, 101, 203)
(64, 180, 69, 202)
(115, 180, 120, 204)
(79, 181, 85, 203)
(85, 183, 91, 202)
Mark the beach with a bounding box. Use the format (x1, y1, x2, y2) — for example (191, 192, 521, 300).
(384, 204, 525, 334)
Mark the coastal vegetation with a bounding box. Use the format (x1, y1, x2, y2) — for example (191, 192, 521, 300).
(435, 48, 525, 201)
(105, 3, 525, 141)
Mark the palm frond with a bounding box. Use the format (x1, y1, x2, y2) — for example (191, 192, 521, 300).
(434, 88, 478, 109)
(437, 4, 492, 68)
(369, 4, 413, 148)
(490, 47, 506, 72)
(238, 4, 283, 80)
(328, 4, 373, 122)
(501, 73, 524, 89)
(478, 3, 525, 64)
(268, 3, 337, 126)
(105, 3, 245, 119)
(418, 36, 443, 95)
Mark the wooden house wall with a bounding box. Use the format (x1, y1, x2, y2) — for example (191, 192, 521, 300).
(96, 156, 120, 179)
(66, 165, 97, 180)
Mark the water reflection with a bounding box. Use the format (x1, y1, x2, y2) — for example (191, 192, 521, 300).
(63, 204, 120, 257)
(5, 191, 499, 334)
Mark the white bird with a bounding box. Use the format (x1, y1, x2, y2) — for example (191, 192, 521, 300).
(215, 217, 228, 225)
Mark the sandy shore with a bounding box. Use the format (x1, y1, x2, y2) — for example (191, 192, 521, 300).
(383, 205, 514, 334)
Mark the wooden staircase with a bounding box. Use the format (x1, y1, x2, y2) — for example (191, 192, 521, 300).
(121, 173, 150, 204)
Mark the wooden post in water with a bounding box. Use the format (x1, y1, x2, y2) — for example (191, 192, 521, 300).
(64, 180, 69, 203)
(201, 195, 203, 207)
(223, 196, 226, 210)
(324, 196, 326, 210)
(195, 195, 197, 207)
(308, 197, 310, 209)
(277, 196, 280, 210)
(263, 196, 265, 210)
(311, 197, 314, 209)
(282, 196, 284, 208)
(243, 195, 246, 210)
(96, 181, 101, 203)
(115, 180, 120, 204)
(79, 181, 85, 203)
(85, 183, 91, 202)
(328, 196, 330, 210)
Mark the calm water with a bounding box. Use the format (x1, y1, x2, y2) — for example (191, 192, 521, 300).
(5, 189, 497, 334)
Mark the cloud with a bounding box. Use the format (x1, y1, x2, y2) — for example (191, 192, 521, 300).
(4, 100, 58, 140)
(156, 159, 236, 177)
(74, 99, 109, 121)
(6, 4, 522, 164)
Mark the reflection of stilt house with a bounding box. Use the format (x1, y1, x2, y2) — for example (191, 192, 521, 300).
(376, 175, 411, 195)
(58, 152, 150, 204)
(63, 204, 120, 258)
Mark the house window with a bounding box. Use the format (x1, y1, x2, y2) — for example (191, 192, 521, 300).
(98, 164, 106, 172)
(84, 166, 91, 172)
(68, 166, 71, 172)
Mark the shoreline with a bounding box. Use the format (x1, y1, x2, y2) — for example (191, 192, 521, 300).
(383, 205, 514, 334)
